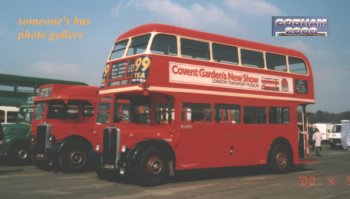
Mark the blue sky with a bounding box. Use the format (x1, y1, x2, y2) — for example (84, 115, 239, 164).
(0, 0, 349, 113)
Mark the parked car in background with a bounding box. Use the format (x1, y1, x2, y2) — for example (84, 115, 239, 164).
(0, 97, 34, 163)
(329, 123, 342, 149)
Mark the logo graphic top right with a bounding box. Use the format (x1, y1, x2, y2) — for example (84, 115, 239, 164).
(272, 16, 328, 36)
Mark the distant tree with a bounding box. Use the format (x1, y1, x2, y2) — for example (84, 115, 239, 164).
(306, 111, 350, 123)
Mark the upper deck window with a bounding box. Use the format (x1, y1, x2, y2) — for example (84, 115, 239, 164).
(266, 53, 287, 72)
(127, 34, 151, 56)
(212, 43, 238, 64)
(241, 49, 264, 68)
(151, 34, 177, 56)
(289, 57, 308, 75)
(110, 39, 128, 60)
(180, 38, 210, 60)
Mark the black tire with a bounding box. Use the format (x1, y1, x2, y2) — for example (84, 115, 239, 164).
(132, 147, 169, 186)
(268, 143, 292, 173)
(9, 143, 30, 164)
(58, 143, 88, 173)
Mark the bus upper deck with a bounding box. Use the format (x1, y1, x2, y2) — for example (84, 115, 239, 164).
(100, 24, 314, 105)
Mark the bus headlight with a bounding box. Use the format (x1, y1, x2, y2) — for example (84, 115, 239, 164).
(95, 144, 101, 152)
(119, 168, 125, 176)
(121, 145, 127, 153)
(48, 135, 55, 143)
(31, 135, 37, 143)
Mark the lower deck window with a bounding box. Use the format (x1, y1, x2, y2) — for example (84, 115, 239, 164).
(156, 103, 175, 124)
(182, 103, 211, 122)
(243, 106, 266, 124)
(215, 104, 240, 124)
(269, 107, 290, 124)
(96, 97, 112, 124)
(112, 96, 151, 124)
(47, 100, 92, 120)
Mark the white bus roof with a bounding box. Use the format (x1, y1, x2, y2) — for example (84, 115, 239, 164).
(0, 106, 19, 112)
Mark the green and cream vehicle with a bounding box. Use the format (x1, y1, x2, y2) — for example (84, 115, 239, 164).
(0, 97, 34, 163)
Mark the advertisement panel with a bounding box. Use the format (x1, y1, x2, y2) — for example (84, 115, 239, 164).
(169, 62, 293, 94)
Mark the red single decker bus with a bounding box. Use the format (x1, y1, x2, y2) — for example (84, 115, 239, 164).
(31, 84, 99, 172)
(95, 24, 315, 186)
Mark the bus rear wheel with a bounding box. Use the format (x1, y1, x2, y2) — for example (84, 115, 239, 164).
(133, 147, 169, 186)
(58, 143, 88, 173)
(268, 143, 292, 173)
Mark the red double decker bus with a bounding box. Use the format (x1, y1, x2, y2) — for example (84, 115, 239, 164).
(94, 24, 315, 186)
(31, 84, 99, 172)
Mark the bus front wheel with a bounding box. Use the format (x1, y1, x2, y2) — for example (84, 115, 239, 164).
(58, 143, 88, 173)
(10, 143, 30, 164)
(133, 147, 169, 186)
(268, 143, 292, 173)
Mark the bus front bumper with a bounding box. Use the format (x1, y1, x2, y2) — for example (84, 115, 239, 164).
(30, 142, 62, 165)
(97, 152, 130, 177)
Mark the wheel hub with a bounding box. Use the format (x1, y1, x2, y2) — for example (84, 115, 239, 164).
(70, 151, 83, 165)
(147, 156, 163, 175)
(276, 152, 287, 167)
(17, 149, 28, 160)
